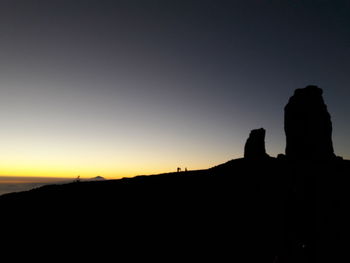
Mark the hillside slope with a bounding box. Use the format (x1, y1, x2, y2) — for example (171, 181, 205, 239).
(1, 158, 349, 262)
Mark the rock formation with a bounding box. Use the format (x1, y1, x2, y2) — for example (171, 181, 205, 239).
(244, 128, 269, 159)
(284, 85, 336, 161)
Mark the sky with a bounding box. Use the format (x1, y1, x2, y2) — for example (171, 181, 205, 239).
(0, 0, 349, 178)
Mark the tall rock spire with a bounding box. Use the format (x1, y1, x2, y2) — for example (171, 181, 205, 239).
(244, 128, 269, 159)
(284, 85, 336, 161)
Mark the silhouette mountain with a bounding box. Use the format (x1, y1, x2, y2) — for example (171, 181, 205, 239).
(86, 176, 106, 181)
(1, 85, 349, 262)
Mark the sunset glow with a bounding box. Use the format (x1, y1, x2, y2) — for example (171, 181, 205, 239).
(0, 1, 349, 179)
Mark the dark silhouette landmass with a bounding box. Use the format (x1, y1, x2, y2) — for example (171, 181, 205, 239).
(285, 85, 336, 161)
(1, 86, 349, 262)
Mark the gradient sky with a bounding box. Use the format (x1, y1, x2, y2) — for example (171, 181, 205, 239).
(0, 0, 349, 178)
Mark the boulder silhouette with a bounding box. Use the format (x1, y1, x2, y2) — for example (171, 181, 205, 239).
(284, 85, 336, 161)
(244, 128, 269, 159)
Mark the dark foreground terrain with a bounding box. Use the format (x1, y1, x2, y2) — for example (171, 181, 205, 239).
(1, 157, 349, 262)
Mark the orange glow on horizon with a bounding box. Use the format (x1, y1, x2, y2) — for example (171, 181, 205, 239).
(0, 156, 232, 179)
(0, 130, 241, 179)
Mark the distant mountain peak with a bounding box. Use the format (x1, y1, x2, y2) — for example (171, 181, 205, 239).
(90, 176, 106, 181)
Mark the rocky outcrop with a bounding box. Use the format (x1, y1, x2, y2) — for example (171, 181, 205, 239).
(284, 85, 336, 161)
(244, 128, 269, 159)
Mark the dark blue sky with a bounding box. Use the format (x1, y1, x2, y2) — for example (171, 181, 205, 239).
(0, 0, 349, 177)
